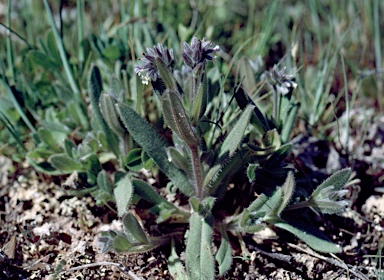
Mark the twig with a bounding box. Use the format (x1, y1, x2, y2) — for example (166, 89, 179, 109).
(287, 243, 369, 280)
(66, 261, 145, 280)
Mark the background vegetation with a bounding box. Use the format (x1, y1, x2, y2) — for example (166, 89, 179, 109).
(0, 0, 383, 279)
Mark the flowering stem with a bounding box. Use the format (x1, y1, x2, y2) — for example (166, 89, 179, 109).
(192, 73, 199, 107)
(190, 145, 204, 199)
(273, 85, 279, 122)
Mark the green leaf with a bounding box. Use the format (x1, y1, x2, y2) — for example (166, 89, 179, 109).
(275, 172, 295, 216)
(27, 147, 55, 159)
(114, 172, 134, 217)
(166, 147, 192, 176)
(281, 102, 299, 143)
(49, 154, 84, 173)
(125, 148, 144, 171)
(102, 45, 121, 60)
(116, 103, 194, 196)
(265, 143, 292, 167)
(141, 150, 154, 170)
(88, 65, 119, 155)
(216, 228, 232, 276)
(99, 92, 126, 137)
(113, 235, 133, 252)
(64, 139, 76, 158)
(247, 163, 259, 182)
(156, 57, 177, 91)
(234, 86, 269, 133)
(168, 239, 188, 280)
(122, 212, 149, 244)
(162, 89, 200, 147)
(37, 128, 62, 152)
(192, 71, 208, 125)
(238, 57, 257, 95)
(218, 104, 253, 160)
(132, 179, 178, 220)
(27, 156, 64, 175)
(204, 105, 253, 189)
(26, 50, 61, 70)
(311, 168, 351, 199)
(248, 187, 283, 218)
(79, 153, 102, 175)
(261, 129, 281, 150)
(186, 211, 215, 280)
(274, 221, 342, 253)
(97, 170, 113, 195)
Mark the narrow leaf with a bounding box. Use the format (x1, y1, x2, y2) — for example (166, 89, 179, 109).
(132, 179, 178, 213)
(281, 102, 299, 143)
(116, 103, 194, 196)
(192, 71, 208, 125)
(122, 212, 149, 244)
(218, 104, 253, 160)
(88, 65, 119, 155)
(275, 172, 295, 216)
(97, 170, 112, 195)
(99, 92, 126, 136)
(156, 57, 177, 91)
(311, 168, 351, 198)
(162, 89, 200, 147)
(37, 128, 62, 152)
(113, 236, 133, 252)
(114, 172, 134, 217)
(49, 154, 84, 173)
(168, 239, 188, 280)
(274, 221, 342, 253)
(238, 56, 257, 95)
(186, 212, 215, 280)
(216, 229, 232, 276)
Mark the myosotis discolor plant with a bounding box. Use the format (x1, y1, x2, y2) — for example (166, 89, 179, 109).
(94, 36, 353, 279)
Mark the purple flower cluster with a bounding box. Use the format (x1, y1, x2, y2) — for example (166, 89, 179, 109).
(134, 44, 175, 85)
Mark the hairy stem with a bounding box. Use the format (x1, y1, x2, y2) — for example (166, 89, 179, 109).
(273, 85, 279, 122)
(190, 145, 204, 199)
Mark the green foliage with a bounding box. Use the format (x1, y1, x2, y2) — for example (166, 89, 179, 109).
(0, 1, 363, 278)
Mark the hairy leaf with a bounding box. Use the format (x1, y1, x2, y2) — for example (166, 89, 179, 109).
(186, 211, 215, 280)
(114, 172, 134, 217)
(122, 212, 149, 244)
(116, 103, 194, 196)
(311, 168, 351, 199)
(162, 89, 200, 147)
(49, 154, 84, 173)
(274, 221, 342, 253)
(216, 228, 232, 276)
(168, 239, 188, 280)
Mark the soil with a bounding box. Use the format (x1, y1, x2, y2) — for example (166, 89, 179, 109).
(1, 107, 383, 280)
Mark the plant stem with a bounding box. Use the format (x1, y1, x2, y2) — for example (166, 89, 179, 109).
(273, 85, 279, 122)
(190, 145, 204, 199)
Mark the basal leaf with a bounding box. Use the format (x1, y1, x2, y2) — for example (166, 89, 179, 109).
(216, 228, 232, 276)
(168, 239, 188, 280)
(122, 212, 149, 245)
(114, 172, 134, 217)
(274, 221, 342, 253)
(186, 211, 215, 280)
(49, 154, 84, 173)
